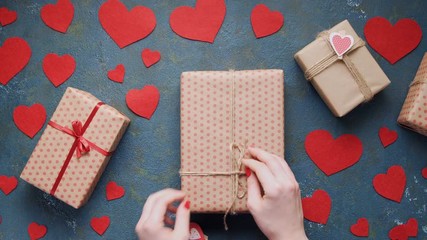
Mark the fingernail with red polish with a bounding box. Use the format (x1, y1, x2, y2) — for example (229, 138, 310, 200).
(184, 200, 191, 209)
(245, 167, 251, 177)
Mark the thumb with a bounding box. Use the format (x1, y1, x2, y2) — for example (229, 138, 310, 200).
(243, 160, 262, 209)
(173, 199, 191, 238)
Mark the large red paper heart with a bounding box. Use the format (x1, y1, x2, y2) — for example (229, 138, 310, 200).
(0, 175, 18, 195)
(40, 0, 74, 33)
(13, 103, 47, 138)
(305, 130, 363, 176)
(0, 7, 17, 26)
(108, 64, 125, 83)
(141, 48, 161, 68)
(126, 85, 160, 119)
(28, 222, 47, 240)
(422, 167, 427, 179)
(0, 37, 32, 86)
(364, 17, 422, 64)
(250, 4, 284, 38)
(373, 165, 406, 203)
(350, 218, 369, 237)
(379, 126, 398, 148)
(302, 189, 331, 224)
(389, 218, 418, 239)
(99, 0, 156, 49)
(42, 53, 76, 87)
(106, 181, 125, 201)
(169, 0, 226, 43)
(90, 216, 110, 236)
(189, 222, 206, 240)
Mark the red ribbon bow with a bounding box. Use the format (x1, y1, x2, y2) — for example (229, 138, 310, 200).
(70, 120, 90, 158)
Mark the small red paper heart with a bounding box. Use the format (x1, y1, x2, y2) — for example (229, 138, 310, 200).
(389, 218, 418, 239)
(42, 53, 76, 87)
(373, 165, 406, 203)
(422, 167, 427, 179)
(40, 0, 74, 33)
(251, 4, 284, 38)
(305, 130, 363, 176)
(189, 222, 206, 240)
(28, 222, 47, 240)
(350, 218, 369, 237)
(126, 85, 160, 119)
(99, 0, 156, 48)
(364, 17, 422, 64)
(0, 7, 17, 26)
(90, 216, 110, 236)
(330, 33, 354, 57)
(13, 103, 47, 138)
(379, 126, 398, 148)
(0, 175, 18, 195)
(141, 49, 161, 68)
(170, 0, 226, 43)
(107, 64, 125, 83)
(106, 181, 125, 201)
(302, 189, 331, 224)
(0, 37, 32, 86)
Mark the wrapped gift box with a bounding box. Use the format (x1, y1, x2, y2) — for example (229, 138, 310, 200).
(20, 87, 130, 208)
(398, 53, 427, 136)
(180, 70, 285, 214)
(294, 20, 390, 117)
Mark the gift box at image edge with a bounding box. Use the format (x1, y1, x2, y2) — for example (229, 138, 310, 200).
(294, 19, 390, 117)
(398, 53, 427, 136)
(20, 87, 130, 209)
(180, 70, 285, 213)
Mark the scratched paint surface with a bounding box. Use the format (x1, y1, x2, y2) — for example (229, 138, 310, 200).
(1, 0, 427, 239)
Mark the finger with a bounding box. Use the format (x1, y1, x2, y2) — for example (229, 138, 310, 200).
(173, 199, 191, 238)
(137, 193, 158, 226)
(241, 159, 278, 196)
(148, 189, 186, 224)
(244, 166, 262, 209)
(248, 147, 296, 180)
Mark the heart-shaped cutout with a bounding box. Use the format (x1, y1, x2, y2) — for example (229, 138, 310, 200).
(373, 165, 406, 203)
(90, 216, 110, 236)
(379, 126, 398, 148)
(329, 32, 354, 58)
(422, 167, 427, 179)
(250, 4, 284, 38)
(189, 223, 206, 240)
(305, 130, 363, 176)
(350, 218, 369, 237)
(0, 175, 18, 195)
(364, 17, 422, 64)
(40, 0, 74, 33)
(0, 7, 17, 26)
(389, 218, 418, 239)
(13, 103, 47, 138)
(141, 48, 161, 68)
(99, 0, 156, 48)
(108, 64, 125, 83)
(126, 85, 160, 119)
(106, 181, 125, 201)
(28, 222, 47, 240)
(170, 0, 226, 43)
(302, 189, 331, 224)
(42, 53, 76, 87)
(0, 37, 32, 86)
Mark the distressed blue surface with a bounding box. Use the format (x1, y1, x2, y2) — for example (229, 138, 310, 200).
(1, 0, 427, 239)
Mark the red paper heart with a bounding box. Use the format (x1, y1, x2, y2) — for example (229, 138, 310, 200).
(189, 222, 206, 240)
(373, 165, 406, 203)
(90, 216, 110, 236)
(106, 181, 125, 201)
(13, 103, 47, 138)
(0, 7, 17, 26)
(364, 17, 422, 64)
(250, 4, 284, 38)
(141, 48, 161, 68)
(379, 126, 398, 148)
(389, 218, 418, 239)
(305, 130, 363, 176)
(40, 0, 74, 33)
(0, 175, 18, 195)
(99, 0, 156, 48)
(108, 64, 125, 83)
(0, 37, 32, 86)
(28, 222, 47, 240)
(126, 85, 160, 119)
(350, 218, 369, 237)
(302, 189, 331, 224)
(42, 53, 76, 87)
(422, 167, 427, 179)
(170, 0, 226, 43)
(330, 33, 354, 57)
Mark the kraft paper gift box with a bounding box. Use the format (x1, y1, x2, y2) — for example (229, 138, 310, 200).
(180, 70, 285, 215)
(398, 53, 427, 136)
(294, 20, 390, 117)
(20, 87, 130, 208)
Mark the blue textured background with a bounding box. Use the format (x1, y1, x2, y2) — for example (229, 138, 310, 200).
(1, 0, 427, 239)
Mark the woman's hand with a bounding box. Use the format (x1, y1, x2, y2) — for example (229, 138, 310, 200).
(135, 188, 190, 240)
(242, 148, 307, 240)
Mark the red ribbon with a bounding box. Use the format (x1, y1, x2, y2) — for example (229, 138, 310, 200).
(48, 102, 112, 195)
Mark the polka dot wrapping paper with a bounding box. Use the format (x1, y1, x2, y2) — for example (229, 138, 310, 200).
(20, 87, 130, 209)
(180, 70, 284, 213)
(398, 53, 427, 136)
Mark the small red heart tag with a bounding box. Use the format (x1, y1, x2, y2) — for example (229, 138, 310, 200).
(350, 218, 369, 237)
(13, 103, 47, 138)
(250, 4, 284, 38)
(0, 37, 32, 86)
(141, 49, 161, 68)
(40, 0, 74, 33)
(389, 218, 418, 239)
(0, 175, 18, 195)
(379, 126, 398, 148)
(42, 53, 76, 87)
(329, 32, 354, 58)
(373, 165, 406, 203)
(106, 181, 125, 201)
(422, 167, 427, 179)
(189, 223, 206, 240)
(108, 64, 125, 83)
(28, 222, 47, 240)
(0, 7, 17, 26)
(302, 189, 331, 224)
(90, 216, 110, 236)
(126, 85, 160, 119)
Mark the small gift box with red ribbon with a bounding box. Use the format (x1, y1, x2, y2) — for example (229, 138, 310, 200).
(20, 87, 130, 208)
